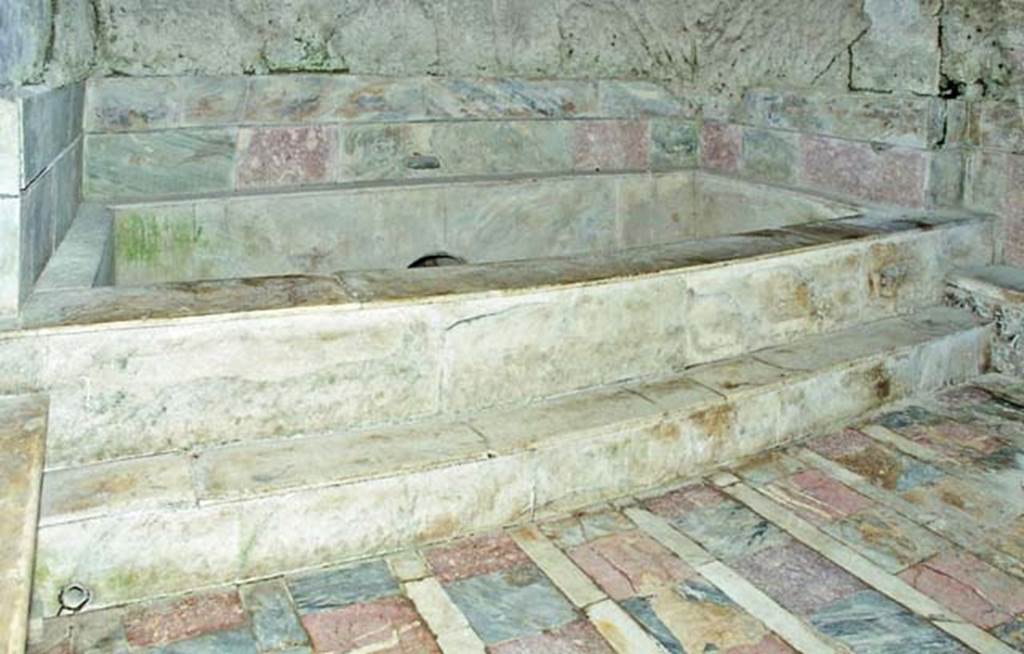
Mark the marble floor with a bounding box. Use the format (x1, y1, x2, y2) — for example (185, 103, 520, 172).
(28, 377, 1024, 654)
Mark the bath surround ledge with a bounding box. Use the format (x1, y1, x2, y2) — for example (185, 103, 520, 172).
(16, 210, 994, 332)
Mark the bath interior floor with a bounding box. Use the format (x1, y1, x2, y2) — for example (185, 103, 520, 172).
(29, 376, 1024, 654)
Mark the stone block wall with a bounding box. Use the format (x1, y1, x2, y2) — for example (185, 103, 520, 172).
(699, 90, 964, 210)
(3, 0, 1024, 297)
(80, 76, 699, 202)
(0, 84, 84, 315)
(965, 102, 1024, 263)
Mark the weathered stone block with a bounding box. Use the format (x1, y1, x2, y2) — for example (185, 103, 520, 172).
(317, 76, 428, 123)
(688, 1, 868, 99)
(599, 81, 696, 119)
(617, 172, 697, 247)
(925, 148, 964, 208)
(180, 76, 247, 126)
(338, 124, 429, 181)
(194, 421, 485, 502)
(736, 90, 945, 149)
(0, 197, 21, 314)
(22, 84, 84, 185)
(425, 78, 597, 119)
(432, 0, 499, 76)
(649, 119, 698, 171)
(799, 136, 928, 207)
(36, 305, 443, 466)
(446, 176, 618, 263)
(741, 128, 799, 183)
(88, 74, 433, 129)
(241, 75, 333, 124)
(367, 186, 449, 267)
(974, 101, 1024, 154)
(96, 1, 264, 76)
(557, 0, 663, 78)
(941, 1, 1013, 100)
(683, 248, 867, 363)
(700, 123, 741, 174)
(946, 266, 1024, 375)
(115, 187, 443, 281)
(1006, 154, 1024, 265)
(327, 0, 439, 75)
(83, 129, 237, 199)
(40, 452, 195, 525)
(235, 126, 337, 190)
(964, 149, 1008, 216)
(112, 205, 202, 285)
(441, 276, 690, 412)
(0, 95, 20, 195)
(850, 0, 941, 95)
(341, 121, 575, 181)
(574, 120, 649, 172)
(51, 140, 82, 247)
(84, 77, 179, 132)
(21, 164, 57, 288)
(491, 1, 562, 76)
(694, 175, 855, 239)
(431, 121, 575, 176)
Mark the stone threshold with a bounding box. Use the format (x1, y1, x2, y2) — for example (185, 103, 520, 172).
(30, 305, 990, 616)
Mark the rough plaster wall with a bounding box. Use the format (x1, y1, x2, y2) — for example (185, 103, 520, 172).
(2, 0, 1020, 104)
(941, 0, 1024, 100)
(851, 0, 942, 94)
(0, 0, 51, 87)
(0, 0, 96, 88)
(79, 0, 871, 98)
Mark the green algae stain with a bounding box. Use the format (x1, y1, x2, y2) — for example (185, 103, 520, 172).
(115, 209, 206, 283)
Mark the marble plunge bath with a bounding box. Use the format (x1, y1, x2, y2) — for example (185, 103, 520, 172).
(7, 171, 997, 470)
(45, 172, 859, 288)
(4, 78, 1000, 610)
(15, 187, 998, 612)
(3, 76, 999, 472)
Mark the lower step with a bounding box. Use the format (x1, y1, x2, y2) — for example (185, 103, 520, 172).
(32, 306, 991, 616)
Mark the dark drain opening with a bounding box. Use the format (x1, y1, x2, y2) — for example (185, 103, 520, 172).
(408, 252, 467, 268)
(57, 583, 91, 615)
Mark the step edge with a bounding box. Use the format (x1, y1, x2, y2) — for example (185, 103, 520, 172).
(37, 309, 990, 522)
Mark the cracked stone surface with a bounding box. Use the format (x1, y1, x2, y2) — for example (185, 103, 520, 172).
(4, 0, 1024, 107)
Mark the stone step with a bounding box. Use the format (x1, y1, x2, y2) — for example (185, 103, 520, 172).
(946, 264, 1024, 375)
(4, 211, 997, 470)
(31, 306, 991, 617)
(0, 395, 47, 654)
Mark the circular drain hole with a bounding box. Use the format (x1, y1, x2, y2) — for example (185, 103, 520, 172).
(408, 252, 467, 269)
(57, 583, 92, 615)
